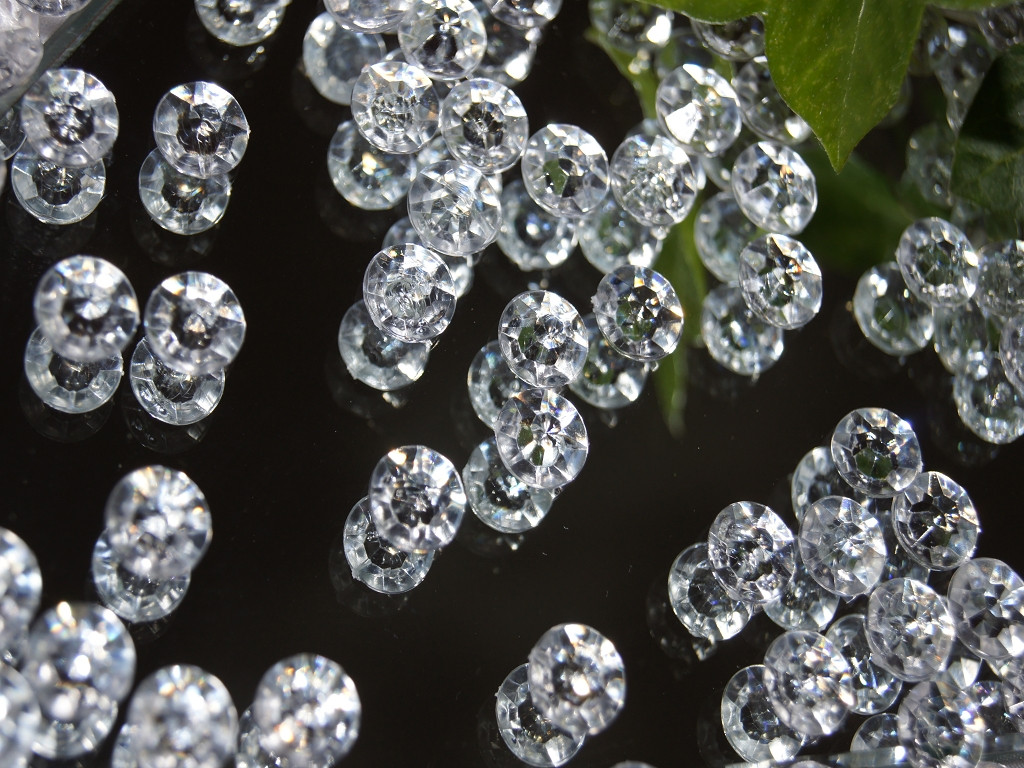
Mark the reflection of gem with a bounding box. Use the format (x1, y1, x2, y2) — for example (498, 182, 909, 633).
(343, 496, 433, 593)
(720, 665, 804, 763)
(11, 150, 105, 224)
(139, 149, 231, 235)
(464, 437, 554, 533)
(339, 300, 430, 391)
(701, 284, 784, 376)
(195, 0, 287, 46)
(24, 326, 122, 414)
(495, 662, 584, 767)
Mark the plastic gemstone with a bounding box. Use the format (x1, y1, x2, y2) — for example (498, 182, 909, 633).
(826, 614, 903, 715)
(592, 265, 683, 362)
(467, 340, 525, 428)
(91, 531, 190, 623)
(655, 64, 742, 157)
(790, 446, 870, 524)
(706, 501, 795, 605)
(865, 578, 956, 683)
(609, 133, 703, 227)
(853, 262, 936, 356)
(494, 388, 588, 490)
(764, 561, 839, 631)
(692, 16, 764, 61)
(700, 283, 785, 376)
(953, 362, 1024, 445)
(440, 77, 528, 173)
(464, 437, 554, 533)
(343, 496, 433, 594)
(153, 82, 249, 179)
(328, 120, 418, 211)
(407, 159, 502, 256)
(569, 314, 648, 410)
(129, 338, 225, 426)
(0, 528, 41, 656)
(578, 195, 661, 274)
(0, 662, 40, 767)
(896, 218, 978, 308)
(496, 178, 576, 271)
(798, 496, 886, 597)
(976, 239, 1024, 319)
(495, 663, 584, 768)
(362, 243, 457, 342)
(897, 681, 985, 768)
(10, 150, 105, 224)
(830, 407, 923, 498)
(693, 190, 757, 284)
(351, 60, 439, 154)
(498, 290, 587, 388)
(194, 0, 286, 46)
(731, 141, 817, 234)
(520, 123, 609, 219)
(720, 664, 805, 763)
(892, 471, 979, 570)
(739, 233, 823, 330)
(398, 0, 487, 81)
(667, 543, 753, 641)
(139, 149, 231, 235)
(24, 327, 122, 414)
(732, 56, 811, 144)
(947, 557, 1024, 663)
(851, 713, 902, 753)
(324, 0, 411, 33)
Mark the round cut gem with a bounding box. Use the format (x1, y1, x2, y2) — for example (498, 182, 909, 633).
(129, 338, 225, 426)
(655, 64, 742, 157)
(764, 561, 839, 631)
(153, 82, 249, 179)
(853, 262, 936, 356)
(464, 437, 554, 533)
(739, 234, 823, 330)
(24, 327, 122, 414)
(790, 446, 871, 524)
(826, 614, 903, 715)
(954, 362, 1024, 444)
(194, 0, 286, 46)
(732, 56, 811, 144)
(494, 388, 588, 489)
(720, 664, 805, 763)
(303, 13, 386, 105)
(407, 159, 502, 256)
(139, 149, 231, 235)
(362, 243, 457, 342)
(520, 123, 609, 219)
(10, 150, 105, 224)
(976, 239, 1024, 318)
(694, 190, 757, 284)
(933, 302, 1000, 379)
(667, 542, 753, 641)
(578, 195, 661, 274)
(707, 501, 795, 605)
(328, 120, 418, 211)
(351, 60, 440, 154)
(343, 496, 433, 594)
(467, 340, 525, 428)
(866, 578, 956, 683)
(692, 16, 764, 61)
(398, 0, 487, 81)
(498, 290, 587, 388)
(831, 407, 923, 498)
(897, 681, 985, 768)
(0, 528, 41, 655)
(496, 178, 576, 271)
(896, 218, 978, 308)
(592, 265, 683, 362)
(609, 133, 703, 227)
(892, 471, 979, 571)
(569, 314, 648, 410)
(440, 77, 528, 173)
(495, 663, 584, 768)
(798, 496, 886, 597)
(91, 531, 190, 623)
(731, 141, 817, 234)
(325, 0, 411, 33)
(0, 662, 40, 766)
(700, 283, 785, 376)
(338, 300, 430, 391)
(947, 558, 1024, 663)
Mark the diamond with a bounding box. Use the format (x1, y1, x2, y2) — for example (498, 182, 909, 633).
(853, 262, 936, 356)
(303, 14, 386, 105)
(496, 178, 576, 271)
(947, 557, 1024, 663)
(569, 314, 648, 410)
(495, 663, 584, 768)
(363, 243, 457, 342)
(739, 233, 823, 330)
(139, 148, 231, 235)
(954, 362, 1024, 444)
(700, 283, 785, 376)
(351, 60, 439, 154)
(892, 471, 979, 571)
(655, 65, 741, 157)
(578, 195, 661, 274)
(1002, 314, 1024, 396)
(609, 133, 703, 227)
(866, 578, 955, 682)
(764, 560, 839, 631)
(10, 150, 105, 224)
(798, 496, 886, 597)
(831, 407, 923, 498)
(896, 218, 978, 308)
(720, 664, 804, 763)
(693, 190, 757, 284)
(464, 437, 554, 533)
(732, 56, 811, 144)
(707, 501, 795, 604)
(0, 662, 40, 767)
(338, 300, 430, 391)
(851, 713, 902, 753)
(976, 239, 1024, 319)
(520, 123, 609, 219)
(24, 326, 122, 414)
(498, 290, 587, 388)
(407, 159, 502, 256)
(667, 543, 753, 641)
(826, 614, 903, 715)
(398, 0, 487, 80)
(194, 0, 286, 46)
(790, 446, 871, 524)
(897, 681, 985, 768)
(129, 338, 225, 426)
(494, 388, 588, 489)
(731, 141, 817, 234)
(0, 528, 41, 656)
(592, 265, 683, 362)
(328, 120, 418, 211)
(440, 77, 528, 173)
(325, 0, 411, 33)
(933, 302, 999, 379)
(692, 15, 765, 61)
(91, 531, 190, 623)
(467, 340, 525, 428)
(343, 496, 434, 593)
(153, 82, 249, 179)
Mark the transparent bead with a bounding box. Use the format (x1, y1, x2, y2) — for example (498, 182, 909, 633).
(980, 3, 1024, 50)
(0, 529, 41, 656)
(476, 10, 540, 86)
(328, 120, 418, 211)
(24, 327, 122, 414)
(338, 300, 430, 391)
(496, 179, 576, 271)
(892, 471, 978, 571)
(655, 65, 742, 157)
(490, 0, 560, 29)
(852, 713, 902, 753)
(22, 602, 136, 759)
(144, 271, 246, 375)
(853, 262, 935, 356)
(896, 218, 978, 309)
(520, 123, 609, 219)
(91, 532, 190, 623)
(0, 662, 40, 767)
(139, 149, 231, 235)
(578, 195, 661, 273)
(954, 362, 1024, 444)
(303, 14, 386, 105)
(731, 141, 817, 234)
(351, 60, 439, 154)
(153, 82, 249, 179)
(129, 338, 225, 426)
(866, 578, 955, 683)
(897, 681, 985, 768)
(399, 0, 487, 81)
(0, 105, 25, 160)
(667, 543, 753, 641)
(739, 233, 822, 330)
(831, 407, 923, 498)
(10, 150, 105, 224)
(467, 340, 525, 428)
(976, 240, 1024, 319)
(700, 283, 784, 376)
(707, 501, 795, 604)
(905, 123, 955, 207)
(933, 23, 992, 133)
(1000, 315, 1024, 396)
(439, 77, 528, 173)
(732, 57, 811, 144)
(692, 15, 764, 61)
(252, 654, 361, 765)
(194, 0, 286, 46)
(464, 437, 554, 533)
(947, 558, 1024, 663)
(528, 623, 625, 738)
(362, 243, 457, 342)
(790, 446, 871, 524)
(592, 265, 683, 362)
(720, 665, 805, 763)
(765, 561, 839, 631)
(609, 133, 702, 228)
(495, 663, 584, 768)
(494, 388, 588, 489)
(343, 496, 433, 593)
(799, 496, 886, 597)
(407, 159, 502, 256)
(569, 314, 648, 410)
(693, 190, 757, 284)
(498, 290, 587, 388)
(325, 0, 411, 33)
(933, 303, 1000, 379)
(20, 69, 118, 168)
(762, 630, 855, 737)
(369, 445, 466, 553)
(827, 614, 903, 716)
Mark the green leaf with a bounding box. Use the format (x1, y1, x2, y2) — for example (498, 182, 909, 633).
(584, 26, 661, 120)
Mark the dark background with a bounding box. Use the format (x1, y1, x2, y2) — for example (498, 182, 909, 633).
(1, 1, 1021, 766)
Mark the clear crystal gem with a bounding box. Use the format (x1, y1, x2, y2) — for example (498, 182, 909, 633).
(969, 679, 1016, 736)
(852, 712, 902, 753)
(933, 302, 1000, 379)
(129, 338, 224, 426)
(344, 496, 433, 593)
(980, 3, 1024, 50)
(954, 361, 1024, 444)
(667, 543, 753, 641)
(496, 178, 576, 271)
(592, 265, 683, 362)
(609, 133, 703, 228)
(934, 22, 992, 132)
(520, 123, 609, 219)
(707, 501, 795, 604)
(692, 15, 764, 61)
(351, 60, 439, 154)
(892, 471, 979, 571)
(578, 195, 661, 274)
(765, 560, 839, 631)
(976, 239, 1024, 319)
(407, 159, 502, 256)
(655, 65, 742, 157)
(498, 290, 587, 388)
(153, 82, 249, 179)
(700, 283, 785, 376)
(799, 496, 886, 597)
(464, 437, 554, 533)
(398, 0, 487, 81)
(440, 77, 528, 173)
(739, 233, 822, 330)
(10, 149, 105, 225)
(24, 326, 122, 414)
(0, 528, 41, 656)
(91, 531, 190, 623)
(495, 663, 584, 768)
(905, 122, 955, 207)
(853, 262, 936, 356)
(693, 190, 757, 284)
(569, 313, 648, 410)
(732, 56, 811, 144)
(303, 14, 386, 105)
(325, 0, 411, 33)
(338, 300, 430, 391)
(866, 578, 956, 682)
(947, 558, 1024, 663)
(731, 140, 817, 234)
(494, 387, 588, 489)
(720, 664, 804, 763)
(831, 407, 923, 498)
(0, 662, 40, 766)
(194, 0, 286, 46)
(790, 446, 871, 524)
(826, 614, 903, 715)
(896, 218, 978, 308)
(328, 119, 418, 211)
(139, 148, 231, 235)
(362, 243, 457, 342)
(897, 681, 985, 768)
(467, 340, 525, 428)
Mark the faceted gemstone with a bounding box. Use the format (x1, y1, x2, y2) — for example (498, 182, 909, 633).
(0, 662, 40, 765)
(464, 437, 554, 533)
(338, 300, 430, 391)
(22, 602, 136, 759)
(350, 60, 439, 154)
(476, 10, 540, 86)
(826, 614, 903, 716)
(609, 133, 703, 228)
(720, 664, 805, 763)
(368, 445, 466, 553)
(467, 340, 525, 427)
(667, 543, 753, 641)
(10, 149, 105, 225)
(578, 195, 661, 274)
(731, 141, 817, 234)
(328, 120, 418, 211)
(343, 496, 433, 594)
(194, 0, 286, 46)
(494, 388, 588, 489)
(866, 578, 956, 682)
(0, 528, 41, 656)
(20, 69, 118, 168)
(764, 561, 839, 632)
(853, 262, 936, 356)
(933, 302, 1000, 379)
(592, 265, 683, 362)
(933, 23, 992, 132)
(153, 82, 249, 179)
(24, 327, 122, 414)
(324, 0, 411, 33)
(700, 283, 785, 376)
(692, 15, 765, 61)
(129, 338, 225, 426)
(799, 496, 886, 597)
(897, 681, 985, 768)
(589, 0, 672, 54)
(790, 446, 871, 524)
(251, 654, 361, 765)
(975, 240, 1024, 320)
(892, 471, 979, 571)
(1002, 314, 1024, 396)
(91, 532, 190, 623)
(762, 630, 855, 737)
(304, 14, 386, 105)
(707, 501, 795, 604)
(144, 271, 246, 375)
(732, 57, 811, 144)
(362, 243, 457, 342)
(906, 122, 955, 207)
(528, 623, 625, 738)
(953, 362, 1024, 444)
(896, 218, 978, 308)
(440, 77, 528, 173)
(495, 663, 584, 767)
(498, 291, 587, 388)
(0, 105, 25, 160)
(852, 713, 903, 752)
(496, 179, 576, 271)
(407, 160, 502, 256)
(490, 0, 560, 29)
(655, 65, 741, 158)
(123, 665, 237, 768)
(569, 314, 648, 410)
(693, 190, 757, 284)
(739, 233, 822, 330)
(969, 679, 1016, 736)
(520, 123, 609, 219)
(947, 558, 1024, 663)
(139, 149, 231, 235)
(399, 0, 487, 81)
(831, 407, 923, 498)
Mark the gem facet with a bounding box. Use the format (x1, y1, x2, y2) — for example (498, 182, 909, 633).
(303, 13, 386, 105)
(897, 681, 985, 768)
(0, 662, 40, 767)
(440, 77, 528, 173)
(578, 195, 661, 274)
(732, 56, 811, 144)
(976, 239, 1024, 319)
(129, 338, 225, 426)
(496, 178, 576, 271)
(338, 300, 430, 391)
(764, 560, 839, 631)
(91, 531, 190, 623)
(328, 120, 418, 211)
(693, 190, 757, 284)
(398, 0, 487, 81)
(0, 528, 41, 656)
(24, 327, 122, 414)
(569, 314, 648, 410)
(953, 362, 1024, 445)
(467, 340, 525, 428)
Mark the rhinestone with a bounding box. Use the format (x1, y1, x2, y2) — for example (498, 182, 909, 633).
(20, 69, 118, 168)
(399, 0, 487, 81)
(720, 664, 804, 763)
(338, 300, 430, 391)
(933, 302, 999, 379)
(897, 681, 985, 768)
(764, 561, 839, 631)
(476, 10, 540, 86)
(494, 388, 588, 489)
(569, 314, 648, 410)
(520, 123, 609, 219)
(467, 340, 525, 428)
(578, 195, 661, 274)
(799, 496, 886, 597)
(194, 0, 286, 46)
(762, 630, 855, 737)
(878, 510, 932, 585)
(496, 179, 576, 271)
(947, 558, 1024, 663)
(831, 407, 923, 498)
(328, 120, 418, 211)
(731, 141, 817, 234)
(344, 496, 433, 593)
(970, 679, 1016, 736)
(0, 529, 40, 656)
(252, 654, 361, 765)
(0, 105, 25, 160)
(739, 234, 822, 330)
(906, 122, 954, 207)
(153, 82, 248, 179)
(362, 243, 457, 342)
(407, 159, 502, 256)
(609, 133, 702, 228)
(667, 543, 753, 641)
(592, 265, 683, 362)
(692, 15, 765, 61)
(589, 0, 672, 53)
(144, 271, 245, 376)
(490, 0, 560, 28)
(700, 283, 785, 376)
(980, 3, 1024, 49)
(790, 446, 871, 524)
(954, 362, 1024, 444)
(896, 218, 978, 308)
(464, 437, 554, 533)
(498, 291, 587, 388)
(0, 662, 40, 766)
(369, 445, 466, 553)
(892, 471, 978, 571)
(91, 531, 190, 623)
(139, 149, 231, 235)
(732, 57, 811, 144)
(495, 663, 584, 768)
(976, 240, 1024, 318)
(826, 614, 903, 715)
(129, 338, 225, 426)
(853, 262, 936, 356)
(693, 190, 757, 284)
(24, 327, 122, 414)
(655, 65, 741, 157)
(852, 713, 903, 753)
(22, 602, 136, 759)
(325, 0, 411, 33)
(440, 77, 528, 173)
(707, 501, 795, 604)
(1002, 314, 1024, 395)
(10, 149, 105, 225)
(304, 14, 385, 105)
(866, 578, 955, 682)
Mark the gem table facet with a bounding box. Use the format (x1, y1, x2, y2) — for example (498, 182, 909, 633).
(731, 141, 817, 234)
(720, 664, 805, 763)
(592, 265, 683, 362)
(946, 557, 1024, 663)
(865, 578, 956, 683)
(798, 495, 886, 597)
(739, 234, 823, 330)
(707, 501, 796, 605)
(152, 82, 249, 179)
(343, 496, 434, 594)
(498, 290, 587, 388)
(892, 471, 979, 571)
(655, 64, 742, 157)
(495, 663, 584, 768)
(667, 543, 753, 641)
(831, 407, 923, 498)
(407, 159, 502, 256)
(362, 243, 457, 342)
(351, 60, 440, 154)
(520, 123, 609, 219)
